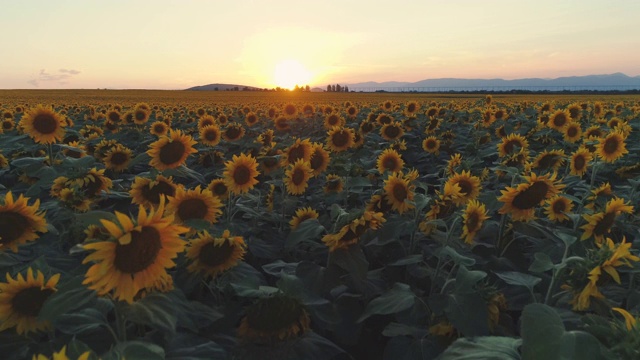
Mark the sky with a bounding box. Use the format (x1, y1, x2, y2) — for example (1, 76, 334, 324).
(1, 0, 639, 90)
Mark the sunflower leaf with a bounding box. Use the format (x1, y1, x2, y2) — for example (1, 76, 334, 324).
(39, 276, 97, 322)
(358, 283, 415, 322)
(438, 336, 522, 360)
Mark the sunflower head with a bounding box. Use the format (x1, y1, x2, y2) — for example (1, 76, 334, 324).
(238, 294, 310, 343)
(289, 207, 320, 230)
(147, 129, 198, 170)
(326, 126, 354, 153)
(383, 172, 415, 214)
(597, 131, 628, 163)
(224, 153, 260, 194)
(377, 148, 404, 174)
(0, 191, 48, 252)
(0, 268, 60, 335)
(21, 105, 66, 144)
(186, 230, 246, 278)
(284, 159, 313, 195)
(167, 185, 223, 225)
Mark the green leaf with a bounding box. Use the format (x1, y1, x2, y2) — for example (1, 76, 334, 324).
(495, 271, 541, 291)
(454, 266, 487, 294)
(122, 292, 178, 333)
(39, 276, 97, 322)
(54, 308, 105, 334)
(358, 283, 415, 322)
(75, 211, 116, 227)
(529, 252, 554, 273)
(165, 334, 226, 359)
(285, 219, 326, 249)
(388, 254, 423, 266)
(556, 231, 577, 247)
(445, 293, 490, 337)
(329, 245, 369, 281)
(521, 303, 608, 360)
(382, 322, 428, 338)
(102, 341, 165, 360)
(437, 246, 476, 267)
(439, 336, 522, 360)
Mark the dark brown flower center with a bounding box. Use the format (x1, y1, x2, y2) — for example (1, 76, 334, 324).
(537, 154, 561, 170)
(383, 156, 399, 171)
(331, 131, 350, 147)
(456, 179, 473, 196)
(310, 150, 325, 171)
(284, 105, 296, 116)
(12, 286, 55, 317)
(225, 126, 242, 140)
(291, 168, 306, 186)
(198, 241, 234, 267)
(512, 181, 550, 209)
(288, 145, 306, 164)
(212, 182, 227, 197)
(82, 176, 104, 197)
(553, 113, 567, 127)
(154, 124, 166, 133)
(552, 199, 566, 213)
(141, 180, 175, 204)
(0, 211, 30, 245)
(567, 126, 578, 137)
(32, 113, 58, 134)
(384, 125, 400, 139)
(233, 165, 251, 186)
(466, 211, 480, 231)
(573, 155, 586, 171)
(593, 212, 616, 237)
(108, 112, 121, 122)
(204, 128, 219, 142)
(392, 183, 408, 202)
(110, 152, 129, 166)
(177, 198, 209, 222)
(134, 110, 147, 122)
(2, 121, 13, 130)
(159, 140, 186, 165)
(114, 226, 162, 274)
(603, 137, 620, 155)
(407, 103, 417, 113)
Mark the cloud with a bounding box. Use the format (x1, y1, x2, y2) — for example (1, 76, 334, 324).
(28, 68, 81, 87)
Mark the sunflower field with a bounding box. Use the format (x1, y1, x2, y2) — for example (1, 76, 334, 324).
(1, 90, 640, 359)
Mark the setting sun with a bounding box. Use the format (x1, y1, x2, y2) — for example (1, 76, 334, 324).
(273, 59, 313, 90)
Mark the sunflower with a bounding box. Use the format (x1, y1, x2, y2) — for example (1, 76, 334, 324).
(257, 129, 275, 149)
(0, 192, 48, 252)
(133, 108, 150, 125)
(497, 133, 529, 158)
(325, 126, 354, 153)
(289, 207, 320, 230)
(284, 160, 313, 195)
(446, 153, 463, 176)
(244, 112, 259, 127)
(222, 124, 246, 142)
(422, 136, 440, 154)
(0, 153, 8, 168)
(324, 113, 345, 129)
(460, 200, 489, 244)
(0, 268, 60, 334)
(282, 103, 298, 119)
(167, 185, 223, 225)
(224, 153, 260, 194)
(324, 174, 344, 193)
(309, 143, 330, 176)
(62, 141, 86, 159)
(147, 129, 198, 170)
(199, 124, 221, 147)
(446, 170, 481, 205)
(531, 149, 565, 172)
(569, 147, 592, 176)
(70, 168, 113, 198)
(282, 138, 313, 167)
(103, 144, 133, 172)
(346, 105, 358, 118)
(198, 114, 216, 129)
(106, 109, 121, 123)
(207, 178, 230, 201)
(596, 131, 628, 163)
(274, 116, 290, 131)
(147, 121, 167, 137)
(581, 197, 634, 242)
(498, 172, 564, 222)
(562, 122, 582, 143)
(540, 102, 553, 113)
(130, 175, 181, 208)
(376, 113, 393, 126)
(380, 121, 404, 141)
(404, 101, 419, 116)
(584, 125, 604, 140)
(544, 196, 573, 223)
(32, 345, 92, 360)
(83, 198, 188, 303)
(238, 294, 310, 343)
(322, 211, 385, 251)
(383, 172, 415, 214)
(2, 118, 15, 132)
(58, 187, 93, 212)
(548, 110, 570, 131)
(376, 148, 404, 174)
(360, 119, 375, 134)
(20, 105, 66, 144)
(186, 230, 246, 278)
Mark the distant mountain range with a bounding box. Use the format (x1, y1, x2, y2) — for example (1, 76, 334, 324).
(345, 73, 640, 91)
(186, 73, 640, 92)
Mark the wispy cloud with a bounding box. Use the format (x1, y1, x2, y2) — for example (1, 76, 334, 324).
(28, 68, 81, 87)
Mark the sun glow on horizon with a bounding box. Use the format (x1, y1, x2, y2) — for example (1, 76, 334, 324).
(273, 60, 313, 90)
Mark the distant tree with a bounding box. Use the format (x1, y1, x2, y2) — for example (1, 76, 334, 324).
(242, 86, 249, 91)
(276, 87, 282, 92)
(233, 86, 239, 91)
(214, 87, 219, 91)
(294, 85, 300, 92)
(344, 86, 349, 92)
(305, 85, 310, 92)
(336, 84, 341, 92)
(327, 85, 331, 92)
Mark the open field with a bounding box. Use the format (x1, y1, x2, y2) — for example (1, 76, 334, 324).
(1, 91, 639, 359)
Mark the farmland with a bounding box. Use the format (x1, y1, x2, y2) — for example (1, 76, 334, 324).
(1, 90, 639, 359)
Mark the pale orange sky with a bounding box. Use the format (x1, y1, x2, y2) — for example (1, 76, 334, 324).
(1, 0, 639, 89)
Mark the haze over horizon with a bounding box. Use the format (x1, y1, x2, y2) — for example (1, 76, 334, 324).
(2, 0, 639, 90)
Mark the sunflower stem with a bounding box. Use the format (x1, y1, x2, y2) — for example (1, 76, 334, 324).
(113, 300, 127, 342)
(573, 157, 599, 233)
(496, 214, 507, 255)
(544, 239, 571, 305)
(47, 143, 55, 166)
